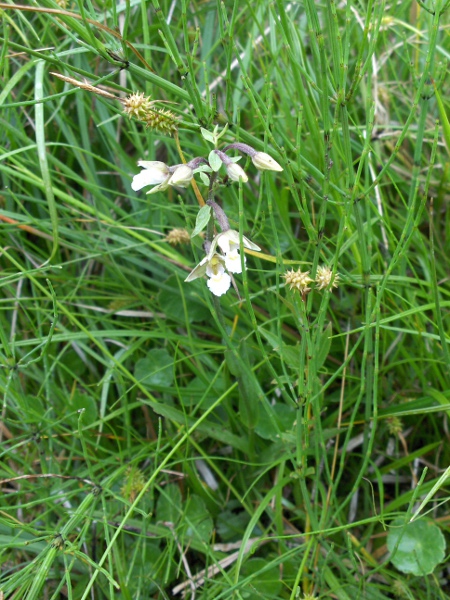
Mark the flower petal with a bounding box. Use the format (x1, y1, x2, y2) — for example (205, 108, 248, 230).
(241, 235, 261, 252)
(137, 160, 170, 173)
(131, 162, 170, 191)
(212, 230, 261, 257)
(146, 179, 170, 194)
(185, 256, 209, 282)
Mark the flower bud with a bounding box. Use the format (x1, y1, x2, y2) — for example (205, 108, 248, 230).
(226, 162, 248, 182)
(168, 165, 194, 187)
(252, 152, 283, 172)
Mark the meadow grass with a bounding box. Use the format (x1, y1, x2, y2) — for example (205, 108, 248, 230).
(1, 1, 450, 598)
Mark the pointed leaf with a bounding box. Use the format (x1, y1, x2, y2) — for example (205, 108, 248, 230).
(208, 150, 223, 172)
(191, 205, 211, 238)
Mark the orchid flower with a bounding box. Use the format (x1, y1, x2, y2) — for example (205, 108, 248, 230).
(132, 162, 194, 194)
(131, 161, 171, 194)
(185, 254, 231, 297)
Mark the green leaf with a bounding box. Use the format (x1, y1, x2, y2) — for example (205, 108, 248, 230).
(239, 558, 282, 599)
(315, 322, 332, 370)
(208, 150, 223, 172)
(159, 275, 206, 322)
(199, 171, 211, 186)
(387, 517, 446, 575)
(237, 374, 260, 430)
(216, 504, 257, 542)
(180, 495, 213, 543)
(18, 395, 45, 419)
(434, 84, 450, 159)
(255, 404, 296, 440)
(180, 376, 226, 409)
(134, 349, 174, 387)
(157, 484, 182, 526)
(191, 205, 211, 238)
(200, 127, 215, 143)
(225, 346, 261, 429)
(69, 391, 97, 426)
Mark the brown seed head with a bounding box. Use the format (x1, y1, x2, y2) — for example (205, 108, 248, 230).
(166, 228, 191, 246)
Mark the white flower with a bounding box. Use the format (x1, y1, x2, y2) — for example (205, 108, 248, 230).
(132, 161, 194, 194)
(206, 257, 231, 296)
(131, 161, 171, 192)
(251, 152, 283, 172)
(185, 254, 231, 297)
(208, 230, 260, 274)
(226, 162, 248, 182)
(168, 164, 194, 187)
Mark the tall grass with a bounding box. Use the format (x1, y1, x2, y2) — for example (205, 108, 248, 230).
(1, 1, 450, 598)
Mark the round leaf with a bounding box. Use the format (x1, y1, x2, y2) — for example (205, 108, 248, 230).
(387, 518, 446, 576)
(134, 349, 174, 388)
(240, 558, 282, 598)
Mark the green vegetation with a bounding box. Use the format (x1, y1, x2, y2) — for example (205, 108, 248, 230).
(1, 1, 450, 598)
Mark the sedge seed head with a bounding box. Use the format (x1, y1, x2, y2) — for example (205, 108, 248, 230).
(166, 228, 190, 246)
(123, 92, 154, 120)
(120, 465, 146, 502)
(315, 265, 339, 291)
(144, 108, 179, 136)
(283, 268, 313, 293)
(392, 580, 409, 598)
(386, 416, 403, 436)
